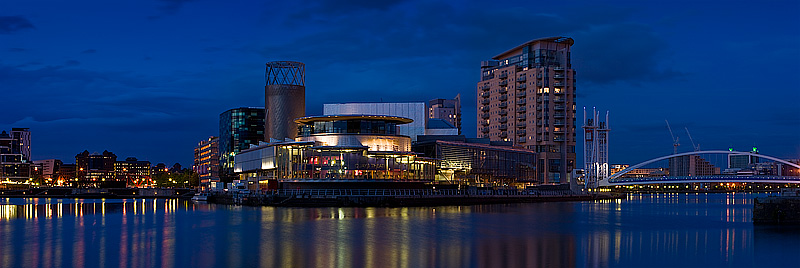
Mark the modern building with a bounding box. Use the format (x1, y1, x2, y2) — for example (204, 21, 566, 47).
(220, 107, 267, 182)
(115, 157, 151, 187)
(33, 159, 62, 185)
(669, 155, 720, 176)
(265, 61, 305, 141)
(477, 37, 577, 183)
(75, 150, 118, 187)
(428, 95, 462, 134)
(728, 147, 760, 169)
(194, 136, 220, 189)
(234, 115, 435, 190)
(412, 135, 537, 187)
(0, 129, 31, 183)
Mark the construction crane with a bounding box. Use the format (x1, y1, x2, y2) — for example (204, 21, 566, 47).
(665, 120, 680, 154)
(685, 127, 700, 151)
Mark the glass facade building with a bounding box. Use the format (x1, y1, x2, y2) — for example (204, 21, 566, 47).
(413, 136, 537, 187)
(220, 107, 266, 182)
(234, 115, 435, 189)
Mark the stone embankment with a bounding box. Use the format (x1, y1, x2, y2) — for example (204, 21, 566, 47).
(208, 189, 620, 207)
(753, 196, 800, 224)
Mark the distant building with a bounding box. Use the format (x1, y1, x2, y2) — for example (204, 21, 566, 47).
(115, 157, 151, 186)
(76, 150, 117, 187)
(220, 107, 266, 182)
(152, 163, 168, 176)
(477, 37, 577, 183)
(412, 135, 538, 187)
(33, 159, 61, 179)
(425, 119, 459, 136)
(428, 95, 462, 134)
(728, 147, 759, 169)
(57, 164, 77, 184)
(194, 136, 220, 189)
(0, 129, 32, 183)
(669, 155, 719, 176)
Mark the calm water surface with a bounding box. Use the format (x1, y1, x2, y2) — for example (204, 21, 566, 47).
(1, 193, 798, 268)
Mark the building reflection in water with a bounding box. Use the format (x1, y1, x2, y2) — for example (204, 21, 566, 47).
(0, 193, 792, 267)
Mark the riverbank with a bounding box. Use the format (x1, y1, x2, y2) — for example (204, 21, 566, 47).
(208, 189, 622, 207)
(0, 187, 194, 199)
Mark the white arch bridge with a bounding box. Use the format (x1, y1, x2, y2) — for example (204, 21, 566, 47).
(598, 150, 800, 187)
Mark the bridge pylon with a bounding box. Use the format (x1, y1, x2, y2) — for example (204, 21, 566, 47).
(583, 107, 609, 189)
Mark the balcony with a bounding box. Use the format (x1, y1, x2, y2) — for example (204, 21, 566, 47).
(554, 74, 565, 79)
(481, 121, 489, 126)
(517, 107, 526, 113)
(481, 106, 489, 112)
(517, 83, 526, 90)
(481, 128, 489, 133)
(481, 99, 490, 105)
(518, 137, 526, 143)
(553, 89, 564, 95)
(553, 97, 564, 103)
(517, 99, 526, 105)
(499, 117, 508, 123)
(499, 95, 508, 101)
(500, 132, 508, 138)
(537, 74, 543, 78)
(518, 115, 526, 121)
(554, 135, 566, 142)
(499, 80, 508, 87)
(516, 76, 526, 82)
(554, 105, 565, 110)
(554, 67, 565, 71)
(517, 130, 526, 136)
(499, 102, 508, 108)
(480, 92, 490, 98)
(499, 124, 508, 130)
(554, 128, 564, 133)
(499, 87, 508, 94)
(499, 110, 508, 116)
(517, 123, 526, 128)
(480, 85, 491, 91)
(554, 112, 566, 118)
(554, 82, 565, 87)
(554, 119, 565, 126)
(499, 73, 508, 79)
(481, 113, 490, 119)
(517, 91, 526, 98)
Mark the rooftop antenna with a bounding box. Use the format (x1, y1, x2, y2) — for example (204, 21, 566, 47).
(685, 127, 700, 151)
(665, 120, 680, 154)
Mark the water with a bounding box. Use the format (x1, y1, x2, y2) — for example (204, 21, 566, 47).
(1, 193, 798, 268)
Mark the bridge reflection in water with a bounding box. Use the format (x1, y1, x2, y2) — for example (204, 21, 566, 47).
(1, 194, 798, 267)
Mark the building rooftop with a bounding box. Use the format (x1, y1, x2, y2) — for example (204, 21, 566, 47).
(295, 114, 414, 125)
(493, 36, 574, 60)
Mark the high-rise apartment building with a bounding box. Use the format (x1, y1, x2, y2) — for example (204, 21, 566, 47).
(477, 37, 577, 183)
(194, 136, 220, 189)
(220, 107, 266, 181)
(428, 95, 462, 135)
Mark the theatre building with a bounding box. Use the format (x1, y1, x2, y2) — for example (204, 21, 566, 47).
(234, 115, 435, 190)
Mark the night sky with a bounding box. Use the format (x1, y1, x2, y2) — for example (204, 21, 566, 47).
(1, 0, 798, 167)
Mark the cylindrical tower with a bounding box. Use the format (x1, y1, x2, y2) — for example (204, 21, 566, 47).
(265, 61, 305, 141)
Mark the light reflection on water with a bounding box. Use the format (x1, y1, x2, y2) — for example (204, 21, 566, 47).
(0, 194, 798, 268)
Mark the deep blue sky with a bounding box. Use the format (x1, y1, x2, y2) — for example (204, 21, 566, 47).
(1, 0, 798, 167)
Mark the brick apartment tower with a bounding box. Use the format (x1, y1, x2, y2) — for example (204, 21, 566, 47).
(477, 37, 576, 183)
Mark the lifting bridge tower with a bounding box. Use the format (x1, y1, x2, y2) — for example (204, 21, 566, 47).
(583, 108, 609, 189)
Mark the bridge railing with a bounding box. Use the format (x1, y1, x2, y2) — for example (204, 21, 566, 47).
(608, 175, 800, 184)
